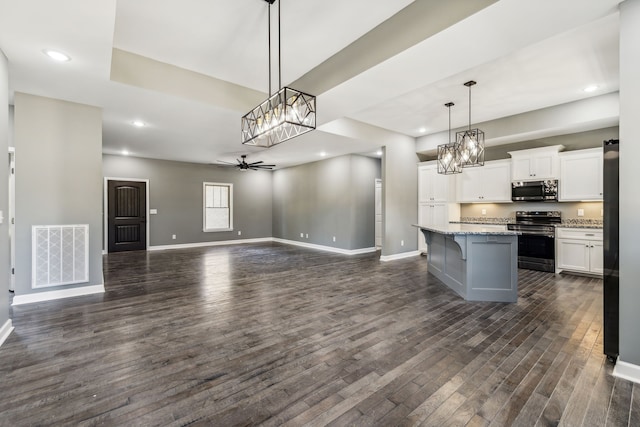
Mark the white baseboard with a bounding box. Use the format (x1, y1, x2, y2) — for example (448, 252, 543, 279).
(12, 284, 105, 306)
(380, 250, 422, 262)
(149, 237, 273, 251)
(272, 238, 377, 256)
(613, 358, 640, 384)
(0, 319, 14, 347)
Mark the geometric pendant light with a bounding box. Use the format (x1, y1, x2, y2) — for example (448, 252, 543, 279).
(241, 0, 316, 148)
(437, 102, 462, 175)
(455, 80, 485, 168)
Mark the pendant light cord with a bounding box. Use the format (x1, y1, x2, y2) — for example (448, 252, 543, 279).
(268, 2, 271, 96)
(278, 0, 282, 90)
(468, 84, 471, 131)
(448, 105, 452, 143)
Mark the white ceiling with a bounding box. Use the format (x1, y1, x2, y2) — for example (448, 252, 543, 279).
(0, 0, 623, 168)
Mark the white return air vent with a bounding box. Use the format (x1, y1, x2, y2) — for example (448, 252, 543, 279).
(32, 225, 89, 288)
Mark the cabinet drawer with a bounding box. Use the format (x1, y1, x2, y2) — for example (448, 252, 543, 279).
(556, 228, 602, 240)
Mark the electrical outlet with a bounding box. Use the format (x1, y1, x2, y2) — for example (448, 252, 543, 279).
(172, 234, 176, 240)
(577, 209, 584, 217)
(306, 233, 309, 239)
(300, 233, 304, 238)
(333, 236, 336, 242)
(601, 209, 604, 216)
(481, 209, 487, 215)
(401, 240, 404, 246)
(238, 230, 242, 236)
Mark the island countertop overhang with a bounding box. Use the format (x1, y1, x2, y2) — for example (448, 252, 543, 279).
(413, 223, 520, 236)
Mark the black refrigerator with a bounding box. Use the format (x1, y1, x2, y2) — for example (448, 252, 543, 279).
(603, 139, 619, 362)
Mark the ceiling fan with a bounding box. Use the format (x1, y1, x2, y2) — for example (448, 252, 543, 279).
(217, 155, 276, 171)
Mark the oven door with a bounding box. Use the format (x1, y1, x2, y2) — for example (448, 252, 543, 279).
(517, 232, 555, 272)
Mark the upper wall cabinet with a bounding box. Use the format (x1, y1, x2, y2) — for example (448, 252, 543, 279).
(418, 162, 456, 202)
(457, 159, 512, 203)
(508, 145, 564, 181)
(559, 148, 603, 201)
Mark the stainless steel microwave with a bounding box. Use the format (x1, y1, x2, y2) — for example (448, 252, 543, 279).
(512, 179, 558, 201)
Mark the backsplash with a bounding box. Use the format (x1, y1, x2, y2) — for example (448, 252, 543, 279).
(459, 217, 512, 224)
(460, 201, 603, 221)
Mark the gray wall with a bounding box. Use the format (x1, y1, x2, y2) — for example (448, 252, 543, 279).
(619, 0, 640, 367)
(13, 93, 103, 296)
(382, 137, 418, 256)
(272, 154, 380, 250)
(0, 50, 9, 325)
(102, 155, 273, 246)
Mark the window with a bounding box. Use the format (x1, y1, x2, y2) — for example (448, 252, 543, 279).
(203, 182, 233, 232)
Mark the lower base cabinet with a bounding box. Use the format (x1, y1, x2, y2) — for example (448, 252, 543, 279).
(556, 228, 603, 275)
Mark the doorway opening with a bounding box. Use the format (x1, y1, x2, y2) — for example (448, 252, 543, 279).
(375, 178, 382, 249)
(8, 148, 15, 291)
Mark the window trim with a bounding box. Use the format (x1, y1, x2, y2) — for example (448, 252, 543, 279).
(203, 182, 233, 232)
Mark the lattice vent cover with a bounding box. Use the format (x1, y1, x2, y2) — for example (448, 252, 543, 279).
(32, 225, 89, 288)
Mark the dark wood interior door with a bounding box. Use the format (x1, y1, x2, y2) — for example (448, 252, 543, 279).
(108, 180, 147, 252)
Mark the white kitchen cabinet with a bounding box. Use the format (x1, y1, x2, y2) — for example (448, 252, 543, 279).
(457, 159, 511, 203)
(559, 148, 603, 201)
(417, 202, 460, 252)
(417, 162, 460, 252)
(418, 162, 454, 202)
(508, 145, 563, 181)
(556, 228, 603, 275)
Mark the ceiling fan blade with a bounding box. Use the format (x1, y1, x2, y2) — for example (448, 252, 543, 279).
(216, 160, 237, 166)
(248, 160, 264, 165)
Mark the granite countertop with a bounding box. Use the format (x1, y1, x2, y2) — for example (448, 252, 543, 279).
(556, 223, 603, 229)
(413, 223, 519, 236)
(453, 217, 603, 230)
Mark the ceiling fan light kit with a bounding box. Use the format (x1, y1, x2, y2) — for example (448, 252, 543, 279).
(219, 154, 275, 171)
(241, 0, 316, 148)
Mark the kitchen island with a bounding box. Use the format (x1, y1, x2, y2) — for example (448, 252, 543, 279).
(415, 224, 519, 303)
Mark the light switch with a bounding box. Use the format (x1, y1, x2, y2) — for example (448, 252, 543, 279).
(0, 210, 3, 224)
(150, 209, 158, 215)
(577, 209, 584, 217)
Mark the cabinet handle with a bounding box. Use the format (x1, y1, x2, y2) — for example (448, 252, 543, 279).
(585, 245, 589, 247)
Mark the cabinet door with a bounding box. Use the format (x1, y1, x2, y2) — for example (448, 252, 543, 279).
(557, 239, 590, 272)
(482, 163, 512, 202)
(418, 167, 432, 202)
(559, 151, 603, 201)
(589, 241, 604, 274)
(417, 203, 433, 252)
(531, 154, 555, 179)
(511, 157, 532, 181)
(431, 172, 450, 202)
(431, 204, 448, 226)
(458, 168, 483, 202)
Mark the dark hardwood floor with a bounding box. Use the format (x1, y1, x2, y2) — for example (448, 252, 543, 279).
(1, 242, 637, 426)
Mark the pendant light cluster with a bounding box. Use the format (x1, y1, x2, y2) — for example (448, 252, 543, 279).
(437, 80, 485, 175)
(241, 0, 316, 148)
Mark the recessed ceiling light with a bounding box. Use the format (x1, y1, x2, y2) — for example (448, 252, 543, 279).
(376, 150, 383, 156)
(122, 150, 130, 156)
(418, 127, 426, 133)
(43, 49, 71, 62)
(319, 151, 327, 157)
(584, 85, 599, 93)
(132, 120, 146, 127)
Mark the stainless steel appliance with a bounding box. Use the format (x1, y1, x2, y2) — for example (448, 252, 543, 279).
(511, 179, 559, 202)
(603, 139, 619, 362)
(507, 211, 561, 272)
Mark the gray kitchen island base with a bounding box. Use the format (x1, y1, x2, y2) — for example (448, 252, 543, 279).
(420, 227, 519, 303)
